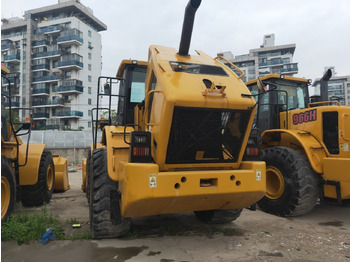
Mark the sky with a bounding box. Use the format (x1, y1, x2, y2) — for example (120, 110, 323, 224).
(1, 0, 350, 82)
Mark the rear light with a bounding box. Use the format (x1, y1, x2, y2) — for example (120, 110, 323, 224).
(130, 131, 152, 163)
(133, 146, 150, 156)
(246, 147, 259, 156)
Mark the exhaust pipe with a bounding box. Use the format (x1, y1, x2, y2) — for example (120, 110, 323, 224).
(178, 0, 202, 56)
(320, 68, 332, 102)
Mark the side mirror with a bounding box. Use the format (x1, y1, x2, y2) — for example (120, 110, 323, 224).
(256, 77, 266, 94)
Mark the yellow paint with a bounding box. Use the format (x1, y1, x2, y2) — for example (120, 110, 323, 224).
(53, 155, 70, 191)
(118, 161, 265, 217)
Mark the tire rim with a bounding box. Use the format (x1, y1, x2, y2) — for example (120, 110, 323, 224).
(1, 176, 11, 220)
(46, 164, 54, 191)
(265, 166, 285, 199)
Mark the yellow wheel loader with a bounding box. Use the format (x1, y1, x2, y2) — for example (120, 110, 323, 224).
(83, 0, 266, 238)
(1, 64, 69, 221)
(245, 72, 350, 217)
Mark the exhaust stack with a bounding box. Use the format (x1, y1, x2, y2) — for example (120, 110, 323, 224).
(320, 68, 332, 101)
(178, 0, 201, 56)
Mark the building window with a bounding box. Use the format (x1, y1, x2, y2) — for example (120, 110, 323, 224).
(65, 71, 71, 79)
(88, 53, 92, 60)
(88, 87, 91, 94)
(88, 76, 91, 82)
(88, 121, 91, 128)
(88, 30, 91, 37)
(88, 64, 92, 71)
(88, 110, 91, 116)
(88, 98, 91, 105)
(64, 47, 71, 54)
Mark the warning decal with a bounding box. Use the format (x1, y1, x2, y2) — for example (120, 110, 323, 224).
(149, 174, 157, 188)
(256, 169, 262, 181)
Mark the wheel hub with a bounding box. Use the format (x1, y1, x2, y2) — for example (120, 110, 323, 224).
(265, 166, 285, 199)
(46, 164, 54, 191)
(1, 176, 11, 219)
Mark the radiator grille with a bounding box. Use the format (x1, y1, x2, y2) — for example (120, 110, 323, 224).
(166, 107, 251, 164)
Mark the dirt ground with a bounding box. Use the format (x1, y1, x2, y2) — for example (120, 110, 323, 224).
(2, 167, 350, 262)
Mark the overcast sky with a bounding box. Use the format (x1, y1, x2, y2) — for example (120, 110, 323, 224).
(2, 0, 350, 81)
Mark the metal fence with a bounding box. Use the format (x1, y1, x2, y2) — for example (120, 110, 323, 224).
(22, 130, 101, 149)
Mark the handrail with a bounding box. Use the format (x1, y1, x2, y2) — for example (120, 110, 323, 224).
(214, 56, 245, 79)
(144, 89, 163, 126)
(308, 100, 341, 108)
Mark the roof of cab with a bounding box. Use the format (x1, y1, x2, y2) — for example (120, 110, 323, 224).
(116, 60, 148, 78)
(245, 74, 309, 86)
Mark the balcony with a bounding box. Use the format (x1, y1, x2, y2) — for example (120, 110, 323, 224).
(32, 123, 59, 130)
(32, 49, 61, 59)
(56, 80, 83, 94)
(32, 97, 64, 108)
(34, 25, 61, 35)
(1, 77, 16, 86)
(4, 54, 20, 63)
(55, 109, 83, 118)
(4, 101, 20, 108)
(32, 64, 50, 71)
(57, 35, 83, 46)
(32, 74, 61, 84)
(259, 60, 284, 67)
(57, 29, 83, 46)
(57, 54, 83, 70)
(33, 112, 50, 119)
(281, 67, 298, 74)
(32, 40, 50, 47)
(1, 43, 12, 51)
(57, 60, 83, 70)
(32, 88, 50, 96)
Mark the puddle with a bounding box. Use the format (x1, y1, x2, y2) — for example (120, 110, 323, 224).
(99, 246, 148, 262)
(1, 241, 149, 262)
(147, 251, 161, 256)
(258, 250, 284, 257)
(318, 221, 343, 227)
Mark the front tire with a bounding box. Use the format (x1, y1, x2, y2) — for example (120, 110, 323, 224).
(1, 156, 16, 222)
(21, 150, 55, 207)
(194, 209, 242, 224)
(90, 148, 130, 239)
(258, 146, 320, 217)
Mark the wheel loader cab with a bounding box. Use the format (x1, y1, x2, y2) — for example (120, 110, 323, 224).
(246, 75, 310, 132)
(116, 60, 148, 126)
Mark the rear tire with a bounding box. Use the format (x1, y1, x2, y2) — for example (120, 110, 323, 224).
(1, 156, 16, 222)
(21, 150, 55, 207)
(258, 146, 320, 217)
(90, 148, 130, 239)
(194, 209, 242, 224)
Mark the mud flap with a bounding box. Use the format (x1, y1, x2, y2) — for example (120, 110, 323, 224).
(322, 180, 342, 205)
(110, 190, 122, 224)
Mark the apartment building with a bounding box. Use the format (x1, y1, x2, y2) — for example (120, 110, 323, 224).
(1, 0, 106, 130)
(218, 34, 298, 82)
